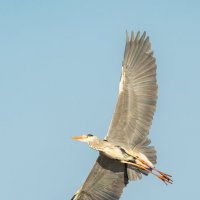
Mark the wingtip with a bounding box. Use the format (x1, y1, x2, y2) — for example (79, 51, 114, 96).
(135, 31, 140, 41)
(141, 31, 146, 39)
(131, 31, 134, 42)
(126, 30, 129, 42)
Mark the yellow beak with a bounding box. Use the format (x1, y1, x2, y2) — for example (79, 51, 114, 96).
(71, 135, 87, 141)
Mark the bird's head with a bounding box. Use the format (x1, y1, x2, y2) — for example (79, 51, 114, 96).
(71, 134, 97, 143)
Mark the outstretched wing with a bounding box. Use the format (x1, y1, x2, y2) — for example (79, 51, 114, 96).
(71, 154, 128, 200)
(105, 31, 157, 148)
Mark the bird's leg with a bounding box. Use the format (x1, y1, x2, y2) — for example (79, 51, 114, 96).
(122, 160, 172, 184)
(137, 157, 171, 176)
(135, 157, 173, 184)
(122, 161, 161, 179)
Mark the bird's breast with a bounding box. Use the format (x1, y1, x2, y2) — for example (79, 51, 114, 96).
(101, 146, 128, 161)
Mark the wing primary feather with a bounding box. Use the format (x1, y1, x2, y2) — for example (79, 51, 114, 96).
(129, 36, 149, 69)
(135, 31, 140, 41)
(123, 31, 130, 65)
(126, 33, 139, 67)
(131, 31, 134, 42)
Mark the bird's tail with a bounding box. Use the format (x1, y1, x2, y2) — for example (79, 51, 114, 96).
(127, 165, 147, 181)
(127, 138, 157, 181)
(134, 138, 157, 166)
(125, 138, 172, 184)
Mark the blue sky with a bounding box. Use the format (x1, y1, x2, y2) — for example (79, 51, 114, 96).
(0, 0, 200, 199)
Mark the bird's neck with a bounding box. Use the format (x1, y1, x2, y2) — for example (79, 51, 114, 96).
(88, 138, 105, 151)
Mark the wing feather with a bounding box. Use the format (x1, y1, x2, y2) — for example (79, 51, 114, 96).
(105, 31, 157, 148)
(71, 155, 128, 200)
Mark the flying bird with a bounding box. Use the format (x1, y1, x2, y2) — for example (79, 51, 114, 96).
(71, 31, 172, 200)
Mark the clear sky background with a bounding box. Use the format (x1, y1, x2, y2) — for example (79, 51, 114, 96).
(0, 0, 200, 199)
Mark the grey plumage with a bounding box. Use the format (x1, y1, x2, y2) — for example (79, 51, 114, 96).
(71, 154, 128, 200)
(71, 31, 171, 199)
(105, 31, 157, 149)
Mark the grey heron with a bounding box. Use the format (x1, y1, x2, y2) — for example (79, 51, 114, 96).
(71, 31, 173, 200)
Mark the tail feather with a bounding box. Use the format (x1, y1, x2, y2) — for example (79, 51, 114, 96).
(127, 137, 157, 181)
(133, 138, 157, 165)
(127, 164, 149, 181)
(127, 166, 142, 180)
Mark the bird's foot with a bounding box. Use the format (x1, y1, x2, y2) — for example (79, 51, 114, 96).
(158, 174, 173, 185)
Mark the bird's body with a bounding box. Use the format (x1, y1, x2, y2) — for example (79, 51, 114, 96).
(71, 31, 172, 200)
(89, 137, 134, 162)
(86, 136, 154, 169)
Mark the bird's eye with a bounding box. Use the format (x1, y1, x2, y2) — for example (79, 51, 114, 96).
(87, 134, 93, 137)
